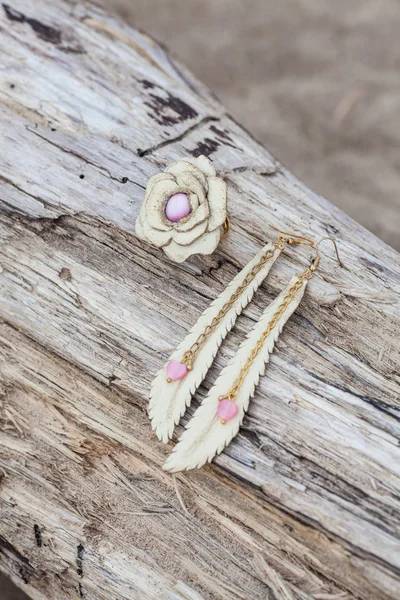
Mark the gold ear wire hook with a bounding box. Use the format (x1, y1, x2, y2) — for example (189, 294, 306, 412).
(310, 237, 346, 271)
(316, 237, 345, 267)
(269, 224, 315, 246)
(269, 225, 345, 270)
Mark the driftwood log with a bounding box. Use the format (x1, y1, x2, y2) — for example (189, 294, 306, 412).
(0, 1, 400, 599)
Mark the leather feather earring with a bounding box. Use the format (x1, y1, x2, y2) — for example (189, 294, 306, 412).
(149, 231, 314, 442)
(163, 237, 344, 472)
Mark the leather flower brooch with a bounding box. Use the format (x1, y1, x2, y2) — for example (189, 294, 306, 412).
(136, 155, 228, 262)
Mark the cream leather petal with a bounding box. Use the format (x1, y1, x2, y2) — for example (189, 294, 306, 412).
(135, 216, 145, 240)
(206, 177, 227, 231)
(145, 179, 179, 231)
(176, 172, 207, 205)
(136, 204, 148, 235)
(173, 219, 208, 246)
(164, 228, 220, 263)
(165, 160, 207, 188)
(175, 202, 209, 232)
(141, 219, 172, 247)
(185, 155, 216, 178)
(145, 172, 175, 200)
(189, 192, 199, 213)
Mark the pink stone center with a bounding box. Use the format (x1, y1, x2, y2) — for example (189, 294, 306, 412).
(166, 360, 188, 381)
(165, 193, 191, 222)
(217, 398, 239, 421)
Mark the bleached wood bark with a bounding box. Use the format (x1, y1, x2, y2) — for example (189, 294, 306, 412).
(0, 1, 399, 599)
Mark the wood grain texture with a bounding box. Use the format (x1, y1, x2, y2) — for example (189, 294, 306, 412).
(0, 1, 399, 599)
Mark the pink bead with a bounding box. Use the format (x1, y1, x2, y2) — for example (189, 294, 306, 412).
(165, 193, 191, 222)
(217, 398, 239, 421)
(166, 360, 188, 381)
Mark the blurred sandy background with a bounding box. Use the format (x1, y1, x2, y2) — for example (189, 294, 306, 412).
(109, 0, 400, 251)
(2, 0, 399, 598)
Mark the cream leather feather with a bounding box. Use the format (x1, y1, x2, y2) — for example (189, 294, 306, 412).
(163, 275, 307, 472)
(149, 243, 282, 442)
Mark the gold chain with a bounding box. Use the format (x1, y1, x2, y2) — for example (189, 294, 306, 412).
(181, 245, 280, 370)
(222, 266, 313, 401)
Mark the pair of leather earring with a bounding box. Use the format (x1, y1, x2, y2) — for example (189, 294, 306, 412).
(149, 228, 344, 472)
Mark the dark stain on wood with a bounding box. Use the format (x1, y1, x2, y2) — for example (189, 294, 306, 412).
(0, 534, 32, 566)
(2, 4, 85, 53)
(145, 92, 198, 126)
(3, 4, 62, 44)
(190, 137, 220, 157)
(34, 524, 43, 548)
(140, 79, 156, 90)
(209, 124, 238, 150)
(360, 257, 385, 274)
(359, 256, 398, 288)
(76, 543, 84, 577)
(19, 566, 30, 584)
(60, 43, 85, 55)
(324, 222, 341, 237)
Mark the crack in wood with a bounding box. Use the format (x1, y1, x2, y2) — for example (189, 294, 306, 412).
(137, 115, 221, 157)
(25, 127, 140, 186)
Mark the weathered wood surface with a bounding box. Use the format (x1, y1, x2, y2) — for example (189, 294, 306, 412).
(0, 1, 399, 599)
